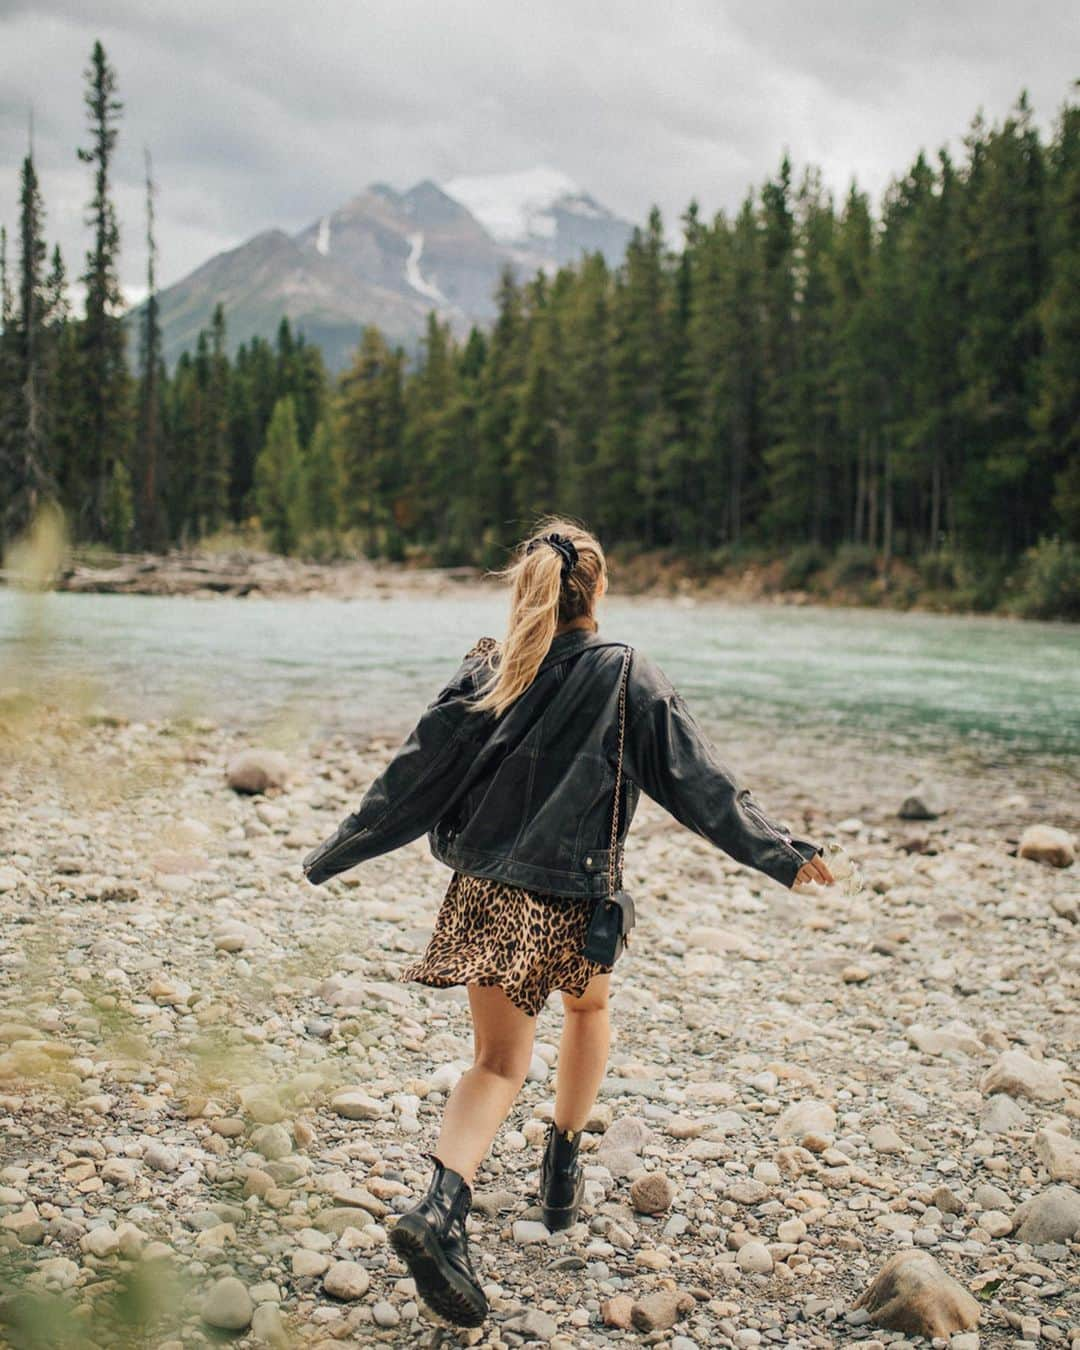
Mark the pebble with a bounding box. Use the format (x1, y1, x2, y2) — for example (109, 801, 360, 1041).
(736, 1240, 774, 1274)
(630, 1170, 676, 1214)
(322, 1259, 370, 1300)
(5, 707, 1077, 1348)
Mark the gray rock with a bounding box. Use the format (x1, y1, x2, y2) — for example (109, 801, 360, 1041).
(979, 1093, 1028, 1134)
(249, 1124, 292, 1160)
(980, 1051, 1065, 1103)
(201, 1276, 254, 1331)
(504, 1308, 559, 1339)
(899, 780, 946, 819)
(372, 1301, 400, 1328)
(1035, 1128, 1080, 1183)
(226, 749, 289, 794)
(143, 1142, 179, 1173)
(736, 1240, 774, 1274)
(323, 1259, 370, 1300)
(1017, 823, 1075, 868)
(251, 1302, 289, 1348)
(1011, 1186, 1080, 1244)
(774, 1098, 836, 1141)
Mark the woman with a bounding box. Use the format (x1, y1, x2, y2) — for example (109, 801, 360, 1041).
(303, 517, 835, 1328)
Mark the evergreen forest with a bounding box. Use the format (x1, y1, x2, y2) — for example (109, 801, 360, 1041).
(1, 43, 1078, 617)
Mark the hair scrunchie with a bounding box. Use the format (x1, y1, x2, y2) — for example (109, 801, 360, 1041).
(525, 532, 579, 579)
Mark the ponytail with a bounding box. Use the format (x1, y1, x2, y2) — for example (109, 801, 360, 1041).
(468, 517, 606, 719)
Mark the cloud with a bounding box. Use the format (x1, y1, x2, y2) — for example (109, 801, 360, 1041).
(0, 0, 1076, 305)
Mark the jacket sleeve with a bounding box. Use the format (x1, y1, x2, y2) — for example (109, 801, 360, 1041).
(302, 657, 481, 885)
(621, 685, 821, 888)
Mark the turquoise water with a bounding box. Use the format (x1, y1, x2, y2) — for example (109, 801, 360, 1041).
(1, 590, 1076, 758)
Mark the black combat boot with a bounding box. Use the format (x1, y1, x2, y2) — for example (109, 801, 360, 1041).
(539, 1121, 585, 1231)
(388, 1153, 488, 1328)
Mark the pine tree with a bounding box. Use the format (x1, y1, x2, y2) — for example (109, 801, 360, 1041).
(76, 39, 133, 541)
(0, 227, 17, 540)
(475, 266, 525, 546)
(829, 183, 879, 548)
(254, 395, 307, 552)
(134, 149, 167, 550)
(203, 302, 231, 532)
(304, 417, 340, 534)
(337, 325, 404, 553)
(956, 92, 1047, 554)
(761, 167, 838, 547)
(47, 244, 83, 532)
(508, 274, 562, 522)
(1, 151, 56, 543)
(758, 155, 800, 547)
(555, 252, 610, 520)
(1033, 89, 1080, 539)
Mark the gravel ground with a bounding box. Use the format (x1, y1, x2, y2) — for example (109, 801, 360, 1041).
(0, 699, 1077, 1349)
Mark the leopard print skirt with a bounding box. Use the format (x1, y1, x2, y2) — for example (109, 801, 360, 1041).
(399, 870, 614, 1018)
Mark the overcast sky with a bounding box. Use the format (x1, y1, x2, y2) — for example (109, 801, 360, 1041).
(1, 0, 1077, 306)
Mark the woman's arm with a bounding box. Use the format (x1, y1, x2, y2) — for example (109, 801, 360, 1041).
(622, 684, 829, 889)
(302, 654, 482, 885)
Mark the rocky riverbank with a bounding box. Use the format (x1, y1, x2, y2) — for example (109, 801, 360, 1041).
(0, 544, 1043, 617)
(0, 704, 1077, 1348)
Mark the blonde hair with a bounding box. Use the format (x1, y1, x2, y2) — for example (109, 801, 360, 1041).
(468, 516, 607, 718)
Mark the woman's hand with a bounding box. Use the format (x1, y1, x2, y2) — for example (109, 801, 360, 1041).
(793, 852, 836, 888)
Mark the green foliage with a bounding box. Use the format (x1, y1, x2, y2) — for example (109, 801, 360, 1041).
(103, 457, 133, 549)
(826, 543, 878, 588)
(304, 417, 340, 533)
(2, 52, 1078, 617)
(1009, 535, 1080, 619)
(917, 545, 961, 591)
(780, 542, 829, 589)
(254, 395, 307, 552)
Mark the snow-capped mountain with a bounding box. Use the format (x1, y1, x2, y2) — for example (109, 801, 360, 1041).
(442, 166, 633, 275)
(129, 169, 635, 373)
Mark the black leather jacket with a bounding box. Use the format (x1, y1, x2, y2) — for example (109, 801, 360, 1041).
(302, 627, 821, 895)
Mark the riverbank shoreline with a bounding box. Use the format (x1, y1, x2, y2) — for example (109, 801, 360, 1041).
(1, 543, 1073, 622)
(0, 702, 1076, 1347)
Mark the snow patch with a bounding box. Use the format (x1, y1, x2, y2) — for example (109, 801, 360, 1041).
(530, 212, 557, 240)
(316, 215, 331, 257)
(441, 165, 581, 244)
(405, 231, 449, 305)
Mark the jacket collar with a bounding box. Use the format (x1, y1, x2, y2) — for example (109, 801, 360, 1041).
(537, 626, 605, 674)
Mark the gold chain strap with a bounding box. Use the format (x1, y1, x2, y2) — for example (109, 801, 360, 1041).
(608, 647, 630, 897)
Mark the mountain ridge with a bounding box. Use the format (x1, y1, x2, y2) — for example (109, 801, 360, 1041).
(127, 169, 635, 373)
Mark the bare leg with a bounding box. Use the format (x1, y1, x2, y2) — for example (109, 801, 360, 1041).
(433, 984, 537, 1185)
(554, 972, 611, 1132)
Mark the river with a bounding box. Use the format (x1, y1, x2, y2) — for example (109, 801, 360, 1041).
(1, 590, 1076, 762)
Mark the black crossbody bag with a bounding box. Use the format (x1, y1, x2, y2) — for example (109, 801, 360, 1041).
(581, 645, 636, 965)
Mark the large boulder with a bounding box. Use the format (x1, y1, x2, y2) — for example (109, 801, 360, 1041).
(854, 1251, 979, 1338)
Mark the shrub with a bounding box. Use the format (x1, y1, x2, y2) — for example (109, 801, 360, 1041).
(825, 543, 878, 589)
(916, 546, 960, 591)
(953, 552, 1010, 612)
(299, 528, 343, 564)
(1009, 536, 1080, 620)
(781, 543, 829, 590)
